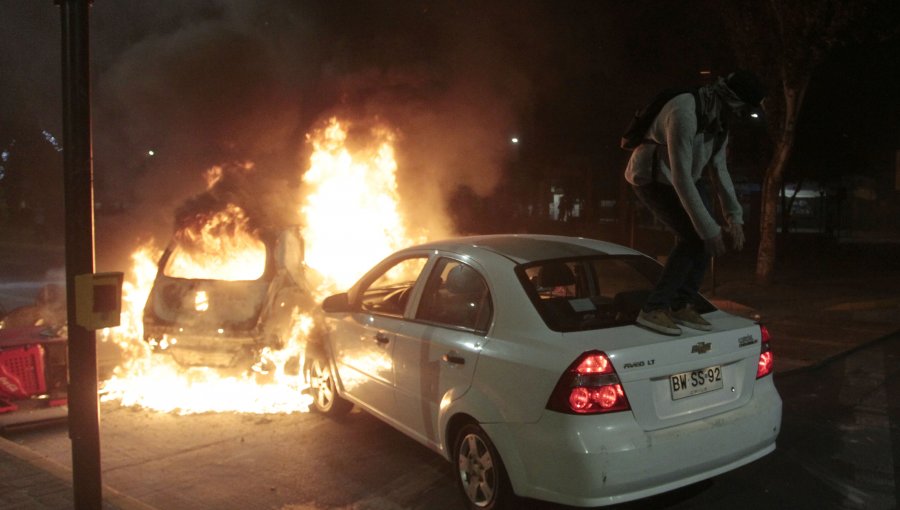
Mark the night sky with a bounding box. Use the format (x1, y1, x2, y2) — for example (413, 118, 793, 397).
(0, 1, 897, 265)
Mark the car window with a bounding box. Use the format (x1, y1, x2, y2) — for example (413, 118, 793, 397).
(164, 238, 267, 281)
(415, 258, 492, 333)
(521, 255, 714, 332)
(359, 256, 429, 317)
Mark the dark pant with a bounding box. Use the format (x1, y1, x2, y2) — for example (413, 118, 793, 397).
(632, 182, 712, 312)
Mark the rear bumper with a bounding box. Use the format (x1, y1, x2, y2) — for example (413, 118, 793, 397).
(143, 324, 260, 367)
(483, 378, 782, 507)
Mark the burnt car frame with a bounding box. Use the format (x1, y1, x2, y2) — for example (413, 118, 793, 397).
(142, 226, 313, 367)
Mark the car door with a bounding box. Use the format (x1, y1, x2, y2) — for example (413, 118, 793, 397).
(331, 255, 428, 419)
(392, 257, 491, 445)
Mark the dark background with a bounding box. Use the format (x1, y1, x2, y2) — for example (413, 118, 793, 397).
(0, 0, 897, 271)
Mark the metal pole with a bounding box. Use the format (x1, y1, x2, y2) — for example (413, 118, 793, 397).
(59, 1, 102, 508)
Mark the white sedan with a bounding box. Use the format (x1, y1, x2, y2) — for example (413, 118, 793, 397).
(305, 234, 781, 509)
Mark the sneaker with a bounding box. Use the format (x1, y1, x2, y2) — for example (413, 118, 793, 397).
(636, 309, 682, 336)
(671, 305, 712, 331)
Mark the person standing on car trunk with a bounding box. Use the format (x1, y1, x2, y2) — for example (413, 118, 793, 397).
(624, 70, 766, 335)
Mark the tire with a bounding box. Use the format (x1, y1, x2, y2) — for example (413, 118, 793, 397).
(305, 349, 353, 417)
(454, 423, 515, 510)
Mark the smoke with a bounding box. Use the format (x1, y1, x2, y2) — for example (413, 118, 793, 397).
(0, 2, 61, 130)
(173, 162, 298, 240)
(2, 1, 550, 268)
(287, 1, 546, 240)
(94, 9, 305, 230)
(311, 62, 529, 240)
(91, 1, 547, 265)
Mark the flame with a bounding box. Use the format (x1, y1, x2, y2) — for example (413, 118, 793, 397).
(100, 116, 424, 415)
(301, 118, 421, 294)
(166, 203, 266, 281)
(99, 244, 160, 361)
(101, 310, 313, 414)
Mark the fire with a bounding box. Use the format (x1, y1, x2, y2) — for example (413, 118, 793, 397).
(301, 118, 420, 294)
(100, 310, 313, 414)
(100, 116, 424, 415)
(166, 203, 266, 281)
(100, 244, 159, 360)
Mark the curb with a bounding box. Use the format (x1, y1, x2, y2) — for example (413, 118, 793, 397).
(0, 436, 158, 510)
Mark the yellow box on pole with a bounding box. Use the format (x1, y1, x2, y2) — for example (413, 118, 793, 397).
(74, 272, 124, 330)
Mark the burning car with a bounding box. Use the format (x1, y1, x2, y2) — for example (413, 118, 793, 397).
(142, 224, 314, 368)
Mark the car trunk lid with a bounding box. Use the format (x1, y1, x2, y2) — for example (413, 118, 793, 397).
(565, 311, 764, 431)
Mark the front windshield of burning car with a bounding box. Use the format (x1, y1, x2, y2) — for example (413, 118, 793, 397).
(519, 255, 714, 332)
(162, 204, 267, 281)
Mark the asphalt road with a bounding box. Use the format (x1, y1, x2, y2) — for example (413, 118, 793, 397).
(3, 332, 899, 510)
(626, 330, 900, 510)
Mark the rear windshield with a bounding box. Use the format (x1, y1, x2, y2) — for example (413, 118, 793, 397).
(517, 255, 715, 332)
(164, 239, 267, 281)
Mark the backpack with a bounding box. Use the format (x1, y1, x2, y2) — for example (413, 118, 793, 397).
(619, 87, 702, 150)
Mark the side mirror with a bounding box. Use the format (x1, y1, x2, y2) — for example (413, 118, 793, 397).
(321, 292, 352, 313)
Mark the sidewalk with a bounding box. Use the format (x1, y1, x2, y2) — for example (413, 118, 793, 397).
(706, 237, 900, 373)
(1, 235, 898, 510)
(0, 437, 154, 510)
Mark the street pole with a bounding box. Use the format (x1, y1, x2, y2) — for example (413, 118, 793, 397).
(59, 0, 102, 509)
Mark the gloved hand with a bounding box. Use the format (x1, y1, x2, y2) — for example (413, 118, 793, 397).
(725, 223, 745, 251)
(704, 233, 727, 257)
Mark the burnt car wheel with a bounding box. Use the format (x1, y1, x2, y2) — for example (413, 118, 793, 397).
(454, 423, 515, 510)
(306, 351, 353, 417)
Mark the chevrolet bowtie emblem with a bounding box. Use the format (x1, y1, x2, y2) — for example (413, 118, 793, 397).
(691, 341, 712, 354)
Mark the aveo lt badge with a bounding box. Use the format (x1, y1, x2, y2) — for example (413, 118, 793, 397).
(690, 341, 712, 354)
(738, 334, 758, 347)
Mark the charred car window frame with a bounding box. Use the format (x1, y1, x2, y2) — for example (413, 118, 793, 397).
(142, 226, 312, 367)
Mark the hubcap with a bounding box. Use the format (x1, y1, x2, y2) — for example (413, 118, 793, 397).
(458, 433, 495, 507)
(311, 360, 334, 410)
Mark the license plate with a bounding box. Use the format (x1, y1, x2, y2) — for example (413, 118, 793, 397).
(670, 365, 723, 400)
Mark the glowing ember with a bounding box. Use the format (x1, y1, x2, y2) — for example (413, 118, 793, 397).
(100, 116, 425, 415)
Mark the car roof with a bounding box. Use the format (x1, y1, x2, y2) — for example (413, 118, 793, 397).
(403, 234, 643, 265)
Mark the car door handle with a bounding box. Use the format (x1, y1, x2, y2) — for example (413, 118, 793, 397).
(374, 332, 390, 344)
(442, 353, 465, 365)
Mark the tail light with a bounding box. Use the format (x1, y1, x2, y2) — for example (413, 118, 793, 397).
(756, 325, 774, 378)
(546, 351, 631, 414)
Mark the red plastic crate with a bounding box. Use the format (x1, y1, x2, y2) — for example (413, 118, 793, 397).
(0, 399, 17, 413)
(0, 345, 47, 397)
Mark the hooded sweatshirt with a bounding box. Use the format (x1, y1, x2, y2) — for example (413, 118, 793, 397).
(624, 82, 743, 241)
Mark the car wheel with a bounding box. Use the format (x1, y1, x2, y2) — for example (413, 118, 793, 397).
(454, 423, 514, 510)
(305, 350, 353, 417)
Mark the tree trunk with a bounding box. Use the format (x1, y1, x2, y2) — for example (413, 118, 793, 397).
(782, 176, 805, 236)
(756, 164, 783, 284)
(755, 77, 809, 284)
